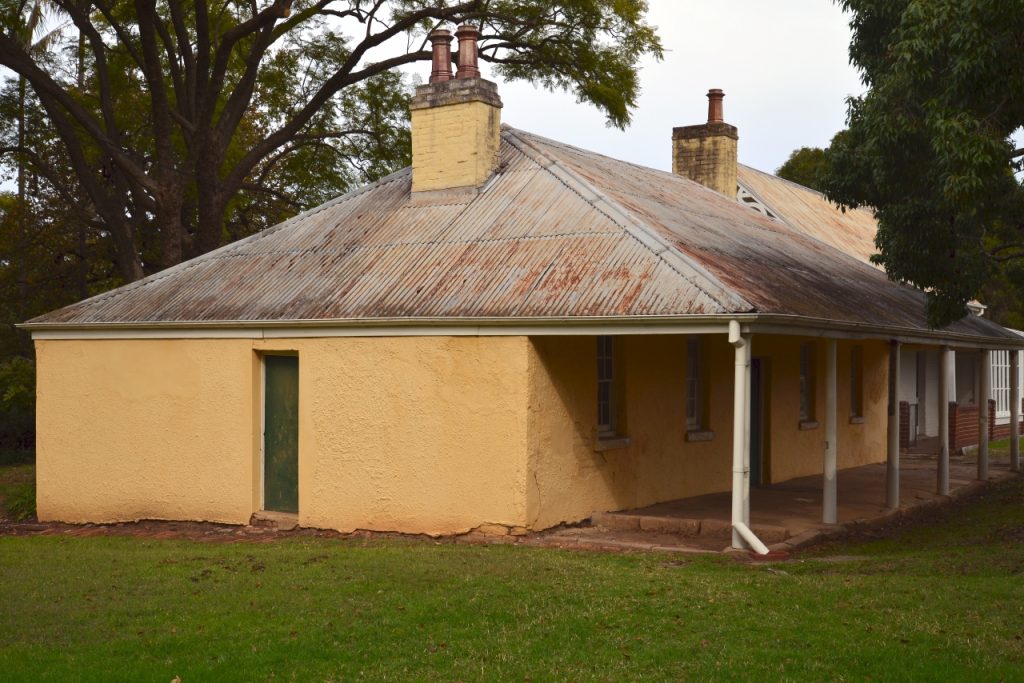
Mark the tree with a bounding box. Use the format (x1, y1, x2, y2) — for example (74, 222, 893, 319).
(822, 0, 1024, 327)
(775, 146, 827, 192)
(0, 0, 662, 283)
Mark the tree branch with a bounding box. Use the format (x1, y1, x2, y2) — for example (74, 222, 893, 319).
(0, 33, 155, 192)
(221, 1, 481, 194)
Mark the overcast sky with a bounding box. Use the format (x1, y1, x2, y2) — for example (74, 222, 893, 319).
(482, 0, 864, 175)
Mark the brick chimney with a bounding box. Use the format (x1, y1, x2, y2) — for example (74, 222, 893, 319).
(409, 25, 503, 193)
(672, 89, 738, 197)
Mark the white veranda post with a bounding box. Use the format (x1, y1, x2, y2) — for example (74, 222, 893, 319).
(979, 349, 990, 482)
(1011, 349, 1020, 473)
(938, 346, 950, 496)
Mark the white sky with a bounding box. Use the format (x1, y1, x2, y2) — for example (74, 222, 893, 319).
(483, 0, 863, 174)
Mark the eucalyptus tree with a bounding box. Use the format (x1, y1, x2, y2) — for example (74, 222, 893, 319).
(822, 0, 1024, 326)
(775, 146, 827, 193)
(0, 0, 662, 282)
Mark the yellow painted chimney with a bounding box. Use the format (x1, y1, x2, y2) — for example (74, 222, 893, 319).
(409, 25, 503, 193)
(672, 89, 738, 197)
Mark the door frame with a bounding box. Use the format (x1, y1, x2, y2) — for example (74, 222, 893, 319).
(750, 357, 771, 486)
(259, 351, 299, 513)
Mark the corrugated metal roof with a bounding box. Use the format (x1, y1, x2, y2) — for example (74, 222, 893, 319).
(519, 131, 1010, 339)
(24, 126, 1018, 341)
(737, 164, 879, 267)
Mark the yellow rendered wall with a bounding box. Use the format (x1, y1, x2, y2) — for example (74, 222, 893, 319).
(289, 336, 529, 535)
(525, 334, 890, 528)
(35, 338, 257, 525)
(526, 334, 735, 529)
(36, 336, 530, 534)
(410, 100, 501, 192)
(755, 336, 888, 483)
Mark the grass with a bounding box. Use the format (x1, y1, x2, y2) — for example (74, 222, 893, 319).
(1, 474, 1023, 681)
(964, 436, 1021, 460)
(0, 460, 34, 521)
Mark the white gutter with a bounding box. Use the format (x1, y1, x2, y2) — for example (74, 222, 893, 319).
(729, 319, 768, 555)
(19, 312, 1024, 349)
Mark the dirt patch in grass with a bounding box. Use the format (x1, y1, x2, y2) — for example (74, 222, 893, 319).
(0, 517, 447, 545)
(4, 460, 1020, 560)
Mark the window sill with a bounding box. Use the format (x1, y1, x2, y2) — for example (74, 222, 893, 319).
(849, 416, 865, 425)
(798, 420, 819, 431)
(594, 435, 632, 452)
(686, 430, 715, 442)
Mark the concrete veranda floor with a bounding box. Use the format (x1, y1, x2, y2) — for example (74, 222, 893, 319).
(535, 454, 1020, 554)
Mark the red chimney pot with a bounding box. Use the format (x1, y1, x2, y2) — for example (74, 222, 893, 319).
(707, 89, 725, 123)
(455, 24, 481, 79)
(428, 29, 454, 83)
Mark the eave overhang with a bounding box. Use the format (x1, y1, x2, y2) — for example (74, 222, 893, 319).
(20, 313, 1024, 350)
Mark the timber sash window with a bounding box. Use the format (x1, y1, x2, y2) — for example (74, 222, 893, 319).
(993, 350, 1011, 418)
(686, 337, 703, 430)
(799, 342, 817, 426)
(685, 336, 714, 441)
(597, 336, 616, 436)
(850, 345, 864, 421)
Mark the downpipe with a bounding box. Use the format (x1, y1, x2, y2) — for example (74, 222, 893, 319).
(729, 320, 769, 555)
(733, 521, 770, 555)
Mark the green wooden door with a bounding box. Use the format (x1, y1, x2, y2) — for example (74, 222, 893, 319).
(264, 355, 298, 513)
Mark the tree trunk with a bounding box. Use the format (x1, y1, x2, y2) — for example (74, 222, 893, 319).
(193, 144, 228, 258)
(154, 179, 186, 269)
(17, 76, 26, 206)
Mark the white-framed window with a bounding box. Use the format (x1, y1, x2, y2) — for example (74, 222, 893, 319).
(993, 350, 1011, 418)
(799, 342, 816, 422)
(597, 336, 615, 436)
(686, 337, 702, 430)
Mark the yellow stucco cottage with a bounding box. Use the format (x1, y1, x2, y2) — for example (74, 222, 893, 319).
(24, 27, 1024, 552)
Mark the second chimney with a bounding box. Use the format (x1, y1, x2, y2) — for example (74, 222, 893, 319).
(671, 89, 738, 198)
(409, 25, 502, 193)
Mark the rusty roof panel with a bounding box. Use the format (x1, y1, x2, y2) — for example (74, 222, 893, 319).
(26, 126, 1018, 341)
(737, 165, 879, 266)
(518, 130, 1011, 339)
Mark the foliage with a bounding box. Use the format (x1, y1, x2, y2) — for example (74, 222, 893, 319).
(0, 356, 35, 449)
(775, 146, 827, 192)
(2, 478, 1024, 679)
(0, 449, 33, 466)
(0, 0, 662, 283)
(0, 355, 33, 411)
(823, 0, 1024, 327)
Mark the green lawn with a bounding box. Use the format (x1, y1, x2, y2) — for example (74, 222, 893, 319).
(0, 457, 34, 521)
(2, 476, 1023, 681)
(965, 435, 1022, 459)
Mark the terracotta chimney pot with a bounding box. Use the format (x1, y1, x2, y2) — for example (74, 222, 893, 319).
(707, 88, 725, 123)
(455, 24, 481, 79)
(428, 29, 454, 83)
